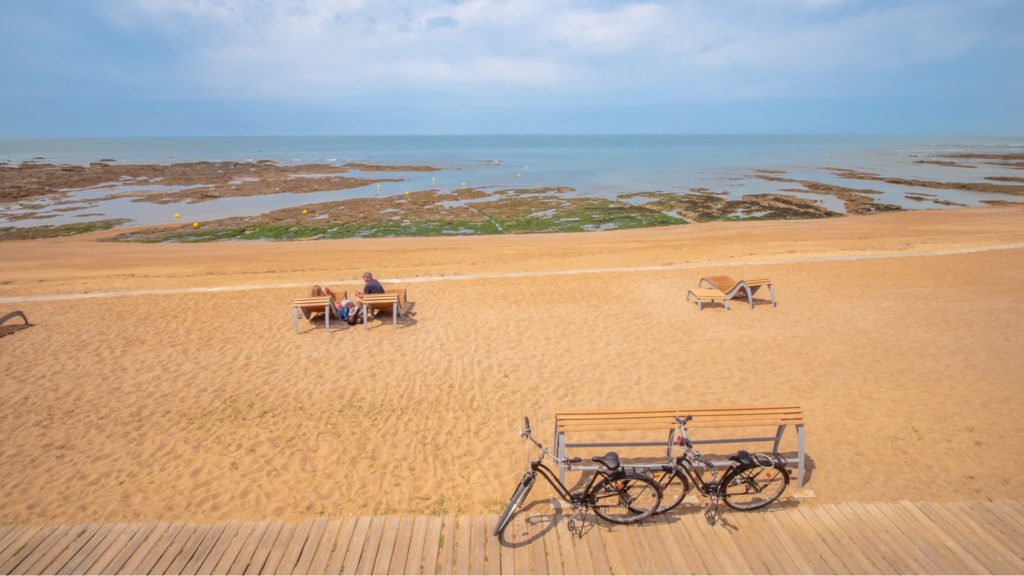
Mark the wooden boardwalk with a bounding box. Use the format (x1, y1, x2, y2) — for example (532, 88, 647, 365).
(1, 500, 1022, 574)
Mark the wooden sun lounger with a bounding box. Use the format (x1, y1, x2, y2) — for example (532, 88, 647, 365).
(0, 310, 30, 338)
(698, 275, 776, 309)
(292, 296, 333, 334)
(686, 288, 730, 311)
(360, 286, 408, 330)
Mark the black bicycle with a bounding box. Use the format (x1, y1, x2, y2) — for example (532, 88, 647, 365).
(493, 417, 663, 537)
(646, 415, 790, 523)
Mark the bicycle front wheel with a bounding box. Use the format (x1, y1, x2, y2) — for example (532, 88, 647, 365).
(494, 473, 536, 536)
(591, 473, 663, 524)
(721, 463, 789, 511)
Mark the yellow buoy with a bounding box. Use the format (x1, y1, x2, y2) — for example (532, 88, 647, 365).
(173, 213, 180, 219)
(404, 191, 409, 195)
(192, 222, 200, 229)
(524, 165, 529, 170)
(302, 209, 309, 215)
(461, 181, 466, 187)
(376, 183, 382, 189)
(432, 176, 436, 182)
(516, 173, 521, 178)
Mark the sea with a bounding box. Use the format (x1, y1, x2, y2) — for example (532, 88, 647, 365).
(1, 135, 1021, 228)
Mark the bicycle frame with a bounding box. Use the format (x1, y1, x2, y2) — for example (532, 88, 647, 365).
(525, 455, 612, 507)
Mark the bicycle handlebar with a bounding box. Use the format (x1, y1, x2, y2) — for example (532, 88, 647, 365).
(519, 416, 575, 467)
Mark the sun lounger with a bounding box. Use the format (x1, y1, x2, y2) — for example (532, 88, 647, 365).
(698, 275, 776, 309)
(0, 310, 30, 338)
(360, 286, 408, 330)
(293, 296, 333, 333)
(686, 288, 730, 311)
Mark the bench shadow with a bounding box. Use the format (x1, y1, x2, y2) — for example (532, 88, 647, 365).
(0, 323, 32, 338)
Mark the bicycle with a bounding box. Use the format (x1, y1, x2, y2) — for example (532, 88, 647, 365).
(493, 417, 663, 537)
(645, 415, 790, 524)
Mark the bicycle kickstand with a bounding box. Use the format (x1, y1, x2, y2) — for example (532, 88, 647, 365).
(704, 496, 724, 526)
(566, 506, 589, 539)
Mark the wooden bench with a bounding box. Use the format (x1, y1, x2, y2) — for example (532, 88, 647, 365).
(360, 286, 408, 330)
(554, 405, 807, 487)
(0, 310, 30, 338)
(699, 275, 777, 309)
(292, 296, 333, 334)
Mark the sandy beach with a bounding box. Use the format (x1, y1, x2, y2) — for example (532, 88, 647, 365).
(1, 206, 1023, 526)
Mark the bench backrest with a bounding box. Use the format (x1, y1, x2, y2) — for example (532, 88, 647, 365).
(555, 405, 803, 434)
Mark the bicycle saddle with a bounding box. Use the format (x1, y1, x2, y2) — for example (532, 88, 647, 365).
(728, 450, 755, 467)
(592, 452, 620, 471)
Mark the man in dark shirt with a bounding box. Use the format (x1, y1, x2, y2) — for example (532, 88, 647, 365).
(355, 271, 384, 304)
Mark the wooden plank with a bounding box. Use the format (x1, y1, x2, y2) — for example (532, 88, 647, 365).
(0, 526, 31, 560)
(863, 502, 944, 574)
(59, 523, 124, 575)
(526, 514, 546, 576)
(354, 517, 386, 575)
(435, 515, 457, 575)
(631, 521, 672, 575)
(595, 523, 629, 575)
(88, 523, 151, 575)
(0, 525, 57, 574)
(787, 507, 856, 574)
(148, 524, 198, 574)
(508, 513, 531, 575)
(260, 523, 297, 575)
(452, 515, 472, 576)
(543, 517, 565, 576)
(483, 515, 502, 576)
(243, 522, 285, 576)
(469, 516, 487, 576)
(714, 513, 772, 575)
(207, 522, 255, 576)
(401, 517, 430, 576)
(386, 516, 414, 576)
(340, 517, 373, 575)
(581, 520, 610, 575)
(15, 525, 81, 576)
(224, 522, 270, 575)
(124, 523, 186, 575)
(649, 514, 696, 573)
(740, 510, 814, 574)
(801, 505, 876, 574)
(39, 525, 103, 576)
(972, 501, 1024, 544)
(497, 517, 516, 576)
(552, 517, 577, 575)
(293, 517, 328, 575)
(418, 516, 443, 575)
(759, 510, 830, 574)
(164, 524, 214, 575)
(666, 513, 713, 574)
(325, 518, 361, 575)
(920, 502, 1021, 574)
(960, 502, 1024, 559)
(178, 523, 226, 575)
(97, 523, 161, 575)
(371, 517, 401, 575)
(883, 502, 965, 574)
(306, 519, 343, 575)
(7, 525, 69, 575)
(192, 522, 242, 575)
(274, 520, 314, 575)
(836, 503, 919, 574)
(899, 501, 988, 573)
(78, 524, 137, 574)
(613, 523, 656, 574)
(816, 504, 883, 573)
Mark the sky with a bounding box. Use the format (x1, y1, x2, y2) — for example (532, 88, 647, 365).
(0, 0, 1022, 137)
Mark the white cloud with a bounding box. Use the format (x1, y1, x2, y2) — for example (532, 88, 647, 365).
(106, 0, 1011, 100)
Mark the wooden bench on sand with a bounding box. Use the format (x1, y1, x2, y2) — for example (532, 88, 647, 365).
(686, 288, 731, 310)
(554, 405, 807, 487)
(292, 296, 333, 334)
(360, 286, 408, 330)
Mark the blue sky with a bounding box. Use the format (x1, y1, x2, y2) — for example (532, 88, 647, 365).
(1, 0, 1022, 137)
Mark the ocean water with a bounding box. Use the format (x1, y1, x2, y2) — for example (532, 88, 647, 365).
(1, 135, 1022, 228)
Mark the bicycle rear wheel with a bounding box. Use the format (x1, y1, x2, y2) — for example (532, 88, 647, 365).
(494, 473, 536, 536)
(591, 473, 662, 524)
(649, 465, 690, 514)
(721, 463, 789, 511)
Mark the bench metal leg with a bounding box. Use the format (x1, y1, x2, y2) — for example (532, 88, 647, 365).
(293, 307, 299, 334)
(797, 424, 806, 487)
(747, 289, 754, 309)
(557, 431, 566, 483)
(363, 303, 368, 331)
(769, 284, 777, 307)
(325, 305, 330, 331)
(393, 302, 397, 327)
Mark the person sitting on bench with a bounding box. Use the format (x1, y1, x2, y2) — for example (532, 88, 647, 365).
(354, 271, 384, 306)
